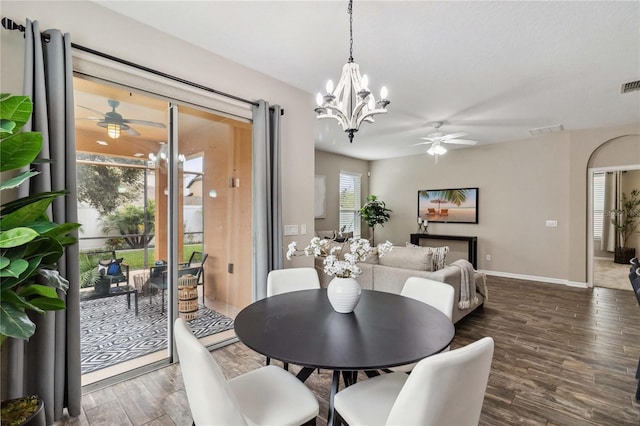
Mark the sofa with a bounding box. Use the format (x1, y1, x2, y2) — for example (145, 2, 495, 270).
(315, 243, 486, 323)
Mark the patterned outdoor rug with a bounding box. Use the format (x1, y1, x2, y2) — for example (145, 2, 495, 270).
(80, 294, 234, 374)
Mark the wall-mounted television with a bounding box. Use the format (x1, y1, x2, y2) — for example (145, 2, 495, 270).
(418, 187, 479, 224)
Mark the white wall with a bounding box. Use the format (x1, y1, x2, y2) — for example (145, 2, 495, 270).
(1, 0, 316, 267)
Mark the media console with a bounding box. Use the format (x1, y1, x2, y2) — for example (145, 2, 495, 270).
(409, 233, 478, 269)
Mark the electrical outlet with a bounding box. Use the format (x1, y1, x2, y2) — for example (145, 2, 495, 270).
(546, 220, 558, 228)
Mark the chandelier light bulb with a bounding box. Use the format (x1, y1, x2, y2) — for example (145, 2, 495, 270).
(361, 75, 369, 90)
(380, 86, 388, 100)
(316, 93, 324, 106)
(326, 80, 334, 94)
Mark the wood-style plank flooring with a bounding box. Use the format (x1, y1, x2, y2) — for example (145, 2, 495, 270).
(56, 276, 640, 425)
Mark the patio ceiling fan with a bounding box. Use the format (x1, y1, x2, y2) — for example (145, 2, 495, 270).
(77, 99, 166, 139)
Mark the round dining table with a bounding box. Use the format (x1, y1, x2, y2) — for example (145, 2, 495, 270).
(234, 288, 455, 425)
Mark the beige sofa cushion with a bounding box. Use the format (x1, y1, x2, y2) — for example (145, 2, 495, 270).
(378, 246, 434, 271)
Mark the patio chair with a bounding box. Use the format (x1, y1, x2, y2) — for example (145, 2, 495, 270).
(149, 263, 202, 313)
(84, 249, 130, 288)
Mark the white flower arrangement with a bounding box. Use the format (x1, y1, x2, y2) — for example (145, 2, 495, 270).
(287, 237, 393, 278)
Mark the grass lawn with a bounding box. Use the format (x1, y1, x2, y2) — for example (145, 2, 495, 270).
(81, 244, 203, 271)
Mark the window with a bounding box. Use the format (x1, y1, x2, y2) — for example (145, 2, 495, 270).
(593, 172, 605, 239)
(339, 171, 361, 237)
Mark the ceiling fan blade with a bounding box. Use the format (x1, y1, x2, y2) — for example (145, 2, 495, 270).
(419, 137, 437, 142)
(441, 132, 469, 141)
(77, 105, 107, 118)
(125, 126, 141, 136)
(76, 116, 103, 121)
(411, 141, 434, 146)
(122, 118, 166, 128)
(444, 139, 478, 145)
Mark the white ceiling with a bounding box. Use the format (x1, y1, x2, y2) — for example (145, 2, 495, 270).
(93, 1, 639, 161)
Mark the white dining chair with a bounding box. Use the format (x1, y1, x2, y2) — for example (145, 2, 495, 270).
(174, 318, 319, 426)
(334, 337, 494, 426)
(390, 277, 455, 372)
(267, 267, 320, 297)
(266, 267, 321, 369)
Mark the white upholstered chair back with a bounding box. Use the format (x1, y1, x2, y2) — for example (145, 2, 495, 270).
(267, 267, 320, 297)
(401, 277, 455, 320)
(174, 318, 247, 425)
(386, 336, 494, 425)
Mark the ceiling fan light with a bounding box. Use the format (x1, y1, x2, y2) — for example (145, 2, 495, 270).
(107, 123, 121, 139)
(427, 145, 447, 156)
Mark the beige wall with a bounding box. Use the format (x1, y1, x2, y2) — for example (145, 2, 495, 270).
(314, 150, 370, 238)
(0, 1, 316, 274)
(369, 126, 639, 285)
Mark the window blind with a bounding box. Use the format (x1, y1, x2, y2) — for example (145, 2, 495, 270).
(339, 171, 361, 237)
(593, 172, 605, 239)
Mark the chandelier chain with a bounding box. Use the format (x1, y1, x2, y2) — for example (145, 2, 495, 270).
(348, 0, 354, 63)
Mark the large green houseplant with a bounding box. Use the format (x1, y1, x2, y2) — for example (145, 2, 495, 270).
(610, 188, 640, 264)
(359, 195, 392, 245)
(0, 94, 79, 425)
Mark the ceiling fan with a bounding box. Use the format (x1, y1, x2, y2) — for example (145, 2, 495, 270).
(413, 122, 478, 154)
(77, 99, 166, 139)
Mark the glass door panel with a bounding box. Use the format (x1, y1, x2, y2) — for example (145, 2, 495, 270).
(74, 77, 171, 384)
(175, 105, 253, 331)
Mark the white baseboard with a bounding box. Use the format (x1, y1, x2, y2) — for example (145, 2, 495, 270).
(477, 269, 589, 288)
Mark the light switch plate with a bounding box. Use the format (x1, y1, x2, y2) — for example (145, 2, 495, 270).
(284, 225, 299, 236)
(545, 220, 558, 227)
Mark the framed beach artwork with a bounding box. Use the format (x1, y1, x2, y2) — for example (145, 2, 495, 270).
(418, 187, 479, 224)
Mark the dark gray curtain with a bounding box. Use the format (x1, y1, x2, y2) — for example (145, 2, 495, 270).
(3, 19, 81, 423)
(252, 100, 282, 301)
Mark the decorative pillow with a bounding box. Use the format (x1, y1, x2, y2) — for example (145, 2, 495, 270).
(406, 242, 449, 271)
(378, 246, 434, 271)
(432, 247, 449, 271)
(98, 258, 123, 276)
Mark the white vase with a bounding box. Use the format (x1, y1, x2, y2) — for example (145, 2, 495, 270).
(327, 277, 361, 313)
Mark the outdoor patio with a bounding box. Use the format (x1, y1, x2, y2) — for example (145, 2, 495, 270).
(79, 273, 234, 375)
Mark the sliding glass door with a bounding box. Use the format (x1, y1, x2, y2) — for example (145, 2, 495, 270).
(75, 77, 251, 385)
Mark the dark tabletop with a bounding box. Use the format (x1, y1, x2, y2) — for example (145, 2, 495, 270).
(234, 289, 455, 371)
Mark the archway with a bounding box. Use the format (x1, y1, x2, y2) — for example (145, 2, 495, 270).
(586, 134, 640, 289)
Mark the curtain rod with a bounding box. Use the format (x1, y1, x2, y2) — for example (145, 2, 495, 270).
(1, 17, 285, 115)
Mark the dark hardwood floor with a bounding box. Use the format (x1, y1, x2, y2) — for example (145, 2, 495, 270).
(57, 276, 640, 426)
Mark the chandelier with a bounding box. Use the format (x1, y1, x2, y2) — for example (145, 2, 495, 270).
(314, 0, 390, 143)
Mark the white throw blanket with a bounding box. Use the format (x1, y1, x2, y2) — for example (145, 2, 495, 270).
(451, 259, 480, 309)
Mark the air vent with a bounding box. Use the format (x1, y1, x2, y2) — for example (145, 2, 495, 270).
(621, 80, 640, 94)
(528, 124, 564, 136)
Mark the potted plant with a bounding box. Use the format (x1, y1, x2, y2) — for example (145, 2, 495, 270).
(610, 188, 640, 264)
(359, 195, 392, 245)
(0, 94, 80, 425)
